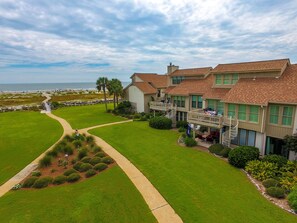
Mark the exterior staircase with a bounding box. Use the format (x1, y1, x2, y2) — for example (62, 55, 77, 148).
(165, 105, 177, 127)
(222, 117, 239, 147)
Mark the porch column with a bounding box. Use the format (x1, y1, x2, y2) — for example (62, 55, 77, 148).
(219, 128, 223, 144)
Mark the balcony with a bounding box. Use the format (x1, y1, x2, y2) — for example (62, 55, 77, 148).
(149, 101, 175, 111)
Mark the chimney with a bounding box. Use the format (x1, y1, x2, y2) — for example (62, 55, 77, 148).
(167, 62, 179, 74)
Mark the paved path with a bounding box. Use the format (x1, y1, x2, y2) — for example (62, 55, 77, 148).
(0, 112, 183, 223)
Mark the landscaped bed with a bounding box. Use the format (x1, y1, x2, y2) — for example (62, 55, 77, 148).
(19, 133, 114, 189)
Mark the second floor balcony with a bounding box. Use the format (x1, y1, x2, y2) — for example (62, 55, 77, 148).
(149, 101, 176, 111)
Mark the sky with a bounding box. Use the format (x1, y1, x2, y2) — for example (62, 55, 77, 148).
(1, 0, 297, 83)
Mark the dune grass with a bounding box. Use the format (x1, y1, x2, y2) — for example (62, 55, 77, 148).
(0, 111, 62, 185)
(0, 166, 156, 223)
(52, 103, 125, 129)
(90, 121, 297, 223)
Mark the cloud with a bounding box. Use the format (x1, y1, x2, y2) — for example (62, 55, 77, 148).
(0, 0, 297, 83)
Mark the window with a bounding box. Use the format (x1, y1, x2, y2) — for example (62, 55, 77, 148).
(223, 74, 231, 85)
(216, 75, 222, 84)
(198, 96, 203, 108)
(239, 129, 247, 146)
(232, 128, 256, 147)
(282, 106, 293, 126)
(217, 102, 224, 114)
(172, 76, 184, 84)
(208, 99, 215, 110)
(231, 74, 238, 84)
(191, 96, 197, 108)
(269, 105, 279, 124)
(238, 105, 246, 121)
(174, 96, 185, 108)
(228, 104, 236, 118)
(249, 105, 259, 122)
(247, 131, 256, 146)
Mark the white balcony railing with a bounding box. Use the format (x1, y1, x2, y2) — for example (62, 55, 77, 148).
(149, 101, 175, 111)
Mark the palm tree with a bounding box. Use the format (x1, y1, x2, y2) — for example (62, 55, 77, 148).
(96, 77, 108, 112)
(107, 79, 123, 109)
(107, 79, 117, 109)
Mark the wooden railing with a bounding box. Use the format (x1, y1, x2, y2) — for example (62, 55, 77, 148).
(188, 109, 223, 128)
(149, 101, 174, 111)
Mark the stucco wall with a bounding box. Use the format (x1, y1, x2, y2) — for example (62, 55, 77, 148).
(128, 86, 144, 113)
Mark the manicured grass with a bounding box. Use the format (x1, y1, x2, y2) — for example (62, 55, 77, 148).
(0, 111, 62, 185)
(0, 167, 156, 223)
(52, 103, 125, 129)
(90, 122, 297, 223)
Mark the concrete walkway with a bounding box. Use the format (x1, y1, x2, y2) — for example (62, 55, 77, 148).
(0, 112, 183, 223)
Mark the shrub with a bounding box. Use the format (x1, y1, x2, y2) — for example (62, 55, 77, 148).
(46, 149, 58, 157)
(133, 113, 141, 119)
(78, 148, 88, 160)
(220, 147, 231, 158)
(85, 169, 97, 178)
(39, 155, 52, 168)
(91, 146, 101, 153)
(71, 158, 78, 165)
(228, 146, 260, 168)
(32, 177, 53, 189)
(102, 156, 114, 164)
(73, 140, 82, 148)
(86, 135, 94, 143)
(79, 163, 93, 172)
(262, 154, 288, 168)
(63, 169, 77, 176)
(184, 137, 197, 147)
(81, 157, 91, 163)
(149, 116, 172, 129)
(64, 135, 74, 142)
(73, 162, 83, 171)
(94, 163, 108, 171)
(176, 120, 188, 128)
(31, 171, 41, 177)
(95, 152, 106, 158)
(245, 160, 278, 181)
(53, 175, 67, 185)
(139, 116, 147, 121)
(263, 178, 280, 188)
(266, 187, 285, 198)
(23, 177, 38, 188)
(62, 145, 73, 155)
(67, 173, 81, 183)
(288, 187, 297, 211)
(208, 144, 224, 155)
(90, 157, 102, 166)
(178, 127, 186, 132)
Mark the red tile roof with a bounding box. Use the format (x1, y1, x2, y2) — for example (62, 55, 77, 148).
(223, 64, 297, 105)
(204, 88, 230, 100)
(164, 86, 175, 94)
(133, 73, 168, 88)
(212, 59, 289, 74)
(169, 67, 212, 77)
(134, 82, 157, 95)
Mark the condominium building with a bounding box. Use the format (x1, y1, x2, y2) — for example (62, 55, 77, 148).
(125, 59, 297, 159)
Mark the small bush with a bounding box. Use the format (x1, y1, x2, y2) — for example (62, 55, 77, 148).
(73, 140, 82, 148)
(62, 145, 73, 155)
(32, 177, 53, 189)
(67, 173, 81, 183)
(102, 156, 114, 164)
(71, 158, 78, 165)
(209, 144, 224, 155)
(90, 157, 102, 166)
(176, 121, 188, 128)
(228, 146, 259, 168)
(85, 169, 97, 178)
(184, 137, 197, 147)
(78, 148, 88, 160)
(39, 155, 52, 168)
(139, 116, 147, 121)
(86, 135, 94, 143)
(81, 157, 91, 163)
(266, 187, 285, 198)
(64, 134, 74, 142)
(263, 178, 280, 188)
(91, 146, 101, 153)
(46, 149, 58, 157)
(245, 160, 278, 181)
(94, 163, 108, 171)
(79, 163, 93, 172)
(63, 169, 77, 176)
(178, 127, 186, 132)
(262, 154, 288, 168)
(288, 187, 297, 211)
(149, 116, 172, 129)
(23, 177, 38, 188)
(220, 147, 231, 158)
(73, 162, 83, 171)
(95, 152, 106, 158)
(133, 113, 141, 119)
(53, 175, 67, 185)
(31, 171, 41, 177)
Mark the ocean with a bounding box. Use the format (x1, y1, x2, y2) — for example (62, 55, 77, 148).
(0, 82, 130, 92)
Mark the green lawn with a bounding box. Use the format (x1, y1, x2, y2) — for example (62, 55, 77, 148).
(52, 103, 125, 129)
(0, 166, 156, 223)
(0, 111, 62, 185)
(90, 122, 297, 223)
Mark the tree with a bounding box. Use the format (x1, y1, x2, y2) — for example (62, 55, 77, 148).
(96, 77, 108, 112)
(284, 133, 297, 154)
(107, 79, 123, 109)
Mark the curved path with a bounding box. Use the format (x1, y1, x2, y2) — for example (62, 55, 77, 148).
(0, 111, 183, 223)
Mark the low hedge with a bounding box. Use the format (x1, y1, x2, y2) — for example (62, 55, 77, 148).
(31, 171, 41, 177)
(263, 178, 280, 188)
(39, 155, 52, 168)
(73, 162, 83, 171)
(220, 147, 231, 158)
(208, 144, 224, 155)
(53, 175, 67, 185)
(90, 157, 102, 166)
(102, 156, 114, 164)
(94, 163, 108, 171)
(32, 177, 53, 189)
(184, 137, 197, 147)
(85, 169, 97, 178)
(91, 146, 101, 153)
(245, 160, 278, 181)
(63, 169, 77, 176)
(78, 148, 88, 160)
(23, 177, 38, 188)
(81, 157, 91, 163)
(67, 173, 81, 183)
(266, 186, 285, 199)
(176, 121, 188, 128)
(262, 154, 288, 168)
(228, 146, 259, 168)
(79, 163, 93, 172)
(95, 152, 106, 158)
(288, 187, 297, 211)
(149, 116, 172, 129)
(62, 145, 73, 155)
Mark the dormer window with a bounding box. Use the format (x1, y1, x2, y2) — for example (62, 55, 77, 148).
(172, 76, 184, 84)
(215, 74, 238, 85)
